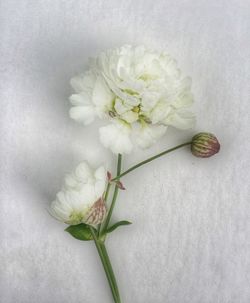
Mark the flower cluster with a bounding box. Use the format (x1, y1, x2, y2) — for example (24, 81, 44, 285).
(50, 162, 107, 226)
(69, 45, 195, 154)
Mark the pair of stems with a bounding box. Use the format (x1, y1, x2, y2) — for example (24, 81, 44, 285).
(91, 141, 192, 303)
(90, 227, 121, 303)
(93, 154, 123, 303)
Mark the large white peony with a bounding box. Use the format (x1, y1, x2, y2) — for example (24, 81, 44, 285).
(69, 45, 195, 154)
(50, 162, 107, 226)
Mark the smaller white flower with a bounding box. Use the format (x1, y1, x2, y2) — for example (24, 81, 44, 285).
(50, 162, 107, 226)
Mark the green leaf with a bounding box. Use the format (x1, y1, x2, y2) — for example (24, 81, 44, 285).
(65, 223, 94, 241)
(106, 221, 132, 234)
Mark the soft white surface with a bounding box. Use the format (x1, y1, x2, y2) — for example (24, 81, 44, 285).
(1, 1, 250, 302)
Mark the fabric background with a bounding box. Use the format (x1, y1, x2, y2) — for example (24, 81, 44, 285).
(1, 1, 250, 302)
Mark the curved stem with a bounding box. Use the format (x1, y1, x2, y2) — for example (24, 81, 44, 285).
(101, 154, 122, 234)
(112, 142, 191, 181)
(90, 227, 121, 303)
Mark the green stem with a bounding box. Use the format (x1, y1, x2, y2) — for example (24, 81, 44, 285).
(112, 142, 192, 181)
(104, 182, 111, 201)
(100, 242, 120, 300)
(90, 227, 121, 303)
(101, 154, 122, 234)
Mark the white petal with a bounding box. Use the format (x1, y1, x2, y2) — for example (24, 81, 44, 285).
(69, 106, 95, 125)
(173, 91, 193, 108)
(92, 76, 114, 112)
(49, 202, 66, 221)
(64, 174, 78, 189)
(149, 100, 172, 124)
(121, 111, 138, 123)
(94, 180, 106, 198)
(69, 93, 91, 106)
(70, 72, 96, 92)
(134, 124, 167, 149)
(75, 162, 93, 182)
(99, 121, 133, 154)
(51, 202, 69, 222)
(93, 166, 106, 197)
(56, 191, 71, 208)
(164, 110, 196, 129)
(94, 166, 106, 181)
(78, 184, 97, 205)
(70, 75, 86, 93)
(51, 192, 72, 222)
(114, 98, 131, 115)
(102, 74, 140, 106)
(141, 92, 161, 112)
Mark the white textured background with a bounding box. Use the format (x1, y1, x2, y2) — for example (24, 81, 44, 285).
(1, 1, 250, 302)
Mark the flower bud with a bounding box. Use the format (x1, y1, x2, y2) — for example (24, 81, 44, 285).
(191, 132, 220, 158)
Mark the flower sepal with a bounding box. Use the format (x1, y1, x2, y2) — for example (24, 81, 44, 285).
(107, 171, 126, 190)
(65, 223, 95, 241)
(106, 220, 132, 234)
(99, 220, 132, 242)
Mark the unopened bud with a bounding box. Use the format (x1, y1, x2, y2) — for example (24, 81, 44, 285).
(191, 132, 220, 158)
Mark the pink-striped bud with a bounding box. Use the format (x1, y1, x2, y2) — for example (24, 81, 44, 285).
(191, 132, 220, 158)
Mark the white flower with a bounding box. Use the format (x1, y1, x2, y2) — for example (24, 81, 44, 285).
(50, 162, 107, 226)
(69, 45, 195, 154)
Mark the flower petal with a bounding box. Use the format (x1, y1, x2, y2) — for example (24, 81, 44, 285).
(69, 106, 95, 125)
(134, 124, 167, 149)
(69, 93, 91, 106)
(75, 162, 93, 182)
(164, 110, 196, 129)
(94, 166, 106, 197)
(92, 76, 114, 115)
(70, 72, 96, 92)
(99, 121, 133, 154)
